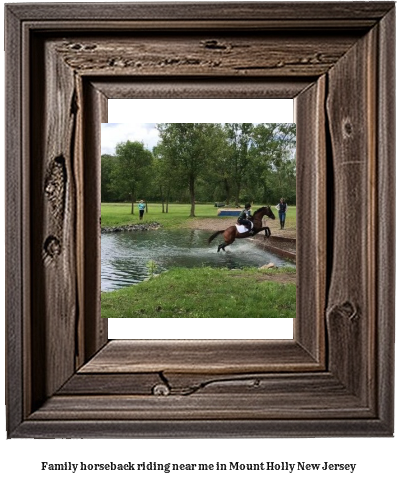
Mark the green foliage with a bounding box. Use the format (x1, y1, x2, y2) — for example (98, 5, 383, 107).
(102, 140, 153, 214)
(224, 123, 254, 205)
(156, 123, 224, 217)
(101, 154, 117, 202)
(101, 267, 296, 318)
(146, 260, 158, 278)
(251, 123, 296, 204)
(152, 144, 175, 213)
(101, 123, 296, 207)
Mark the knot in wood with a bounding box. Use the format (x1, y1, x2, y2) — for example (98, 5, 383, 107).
(343, 119, 353, 137)
(201, 39, 227, 50)
(83, 44, 97, 51)
(44, 236, 61, 258)
(152, 383, 170, 396)
(44, 181, 56, 196)
(339, 301, 358, 321)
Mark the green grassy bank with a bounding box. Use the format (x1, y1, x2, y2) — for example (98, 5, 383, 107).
(101, 202, 297, 230)
(101, 267, 296, 319)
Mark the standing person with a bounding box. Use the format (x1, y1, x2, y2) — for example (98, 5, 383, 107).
(138, 200, 145, 220)
(276, 198, 288, 229)
(237, 203, 253, 233)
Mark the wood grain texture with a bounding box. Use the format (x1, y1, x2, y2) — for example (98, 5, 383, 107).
(92, 78, 311, 100)
(53, 33, 360, 78)
(30, 392, 371, 421)
(326, 26, 377, 404)
(58, 372, 163, 395)
(35, 371, 374, 422)
(14, 418, 391, 439)
(30, 37, 79, 408)
(60, 371, 357, 397)
(295, 76, 326, 363)
(375, 6, 395, 431)
(5, 5, 24, 436)
(79, 340, 321, 374)
(81, 81, 108, 361)
(7, 2, 394, 22)
(5, 2, 395, 438)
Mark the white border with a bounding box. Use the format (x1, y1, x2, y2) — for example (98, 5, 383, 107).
(106, 99, 294, 339)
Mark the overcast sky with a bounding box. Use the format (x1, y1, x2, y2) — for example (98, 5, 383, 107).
(101, 123, 159, 155)
(101, 99, 294, 155)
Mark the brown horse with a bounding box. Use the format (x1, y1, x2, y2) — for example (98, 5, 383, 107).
(208, 206, 276, 252)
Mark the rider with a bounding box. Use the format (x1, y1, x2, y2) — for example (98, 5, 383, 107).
(237, 203, 253, 234)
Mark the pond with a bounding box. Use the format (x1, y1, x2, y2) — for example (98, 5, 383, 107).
(101, 228, 294, 292)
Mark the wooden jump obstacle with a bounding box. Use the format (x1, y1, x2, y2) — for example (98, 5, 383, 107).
(217, 208, 241, 217)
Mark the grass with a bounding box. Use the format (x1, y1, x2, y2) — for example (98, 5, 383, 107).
(101, 202, 225, 228)
(101, 202, 297, 230)
(101, 266, 296, 318)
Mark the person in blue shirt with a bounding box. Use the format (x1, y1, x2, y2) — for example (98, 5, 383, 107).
(138, 200, 146, 220)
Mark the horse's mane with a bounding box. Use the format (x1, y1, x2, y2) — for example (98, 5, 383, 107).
(253, 206, 266, 217)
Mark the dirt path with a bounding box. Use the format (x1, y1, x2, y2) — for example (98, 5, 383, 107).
(183, 216, 296, 239)
(229, 271, 297, 284)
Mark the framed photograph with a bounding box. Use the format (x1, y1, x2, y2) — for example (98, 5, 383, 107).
(101, 117, 296, 325)
(5, 2, 395, 437)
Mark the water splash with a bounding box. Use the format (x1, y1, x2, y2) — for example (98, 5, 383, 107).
(101, 228, 294, 292)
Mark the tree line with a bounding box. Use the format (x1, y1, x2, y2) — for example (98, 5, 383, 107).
(101, 123, 296, 216)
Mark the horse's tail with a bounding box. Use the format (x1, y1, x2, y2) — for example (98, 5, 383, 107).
(208, 230, 224, 244)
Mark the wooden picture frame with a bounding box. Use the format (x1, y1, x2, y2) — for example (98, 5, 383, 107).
(5, 2, 395, 438)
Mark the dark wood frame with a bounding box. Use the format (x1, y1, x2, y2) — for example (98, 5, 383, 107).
(5, 2, 395, 438)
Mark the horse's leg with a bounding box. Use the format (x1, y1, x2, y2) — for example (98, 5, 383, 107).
(217, 236, 227, 252)
(217, 229, 235, 252)
(218, 239, 232, 252)
(219, 241, 232, 251)
(253, 226, 271, 239)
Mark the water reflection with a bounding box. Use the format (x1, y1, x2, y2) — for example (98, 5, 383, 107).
(101, 228, 294, 292)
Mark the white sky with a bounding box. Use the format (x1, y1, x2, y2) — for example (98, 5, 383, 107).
(101, 99, 294, 154)
(101, 122, 159, 154)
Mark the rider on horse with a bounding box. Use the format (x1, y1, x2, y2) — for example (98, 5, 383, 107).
(237, 203, 253, 234)
(209, 205, 275, 252)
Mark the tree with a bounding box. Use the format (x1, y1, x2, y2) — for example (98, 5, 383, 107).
(101, 154, 118, 202)
(224, 123, 255, 206)
(157, 123, 220, 217)
(203, 125, 233, 204)
(152, 144, 175, 213)
(252, 123, 296, 204)
(112, 140, 153, 214)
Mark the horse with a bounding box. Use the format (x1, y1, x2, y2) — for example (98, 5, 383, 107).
(208, 206, 276, 252)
